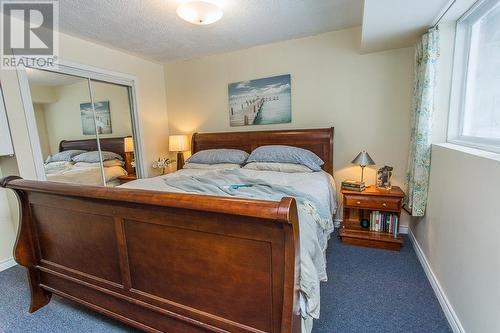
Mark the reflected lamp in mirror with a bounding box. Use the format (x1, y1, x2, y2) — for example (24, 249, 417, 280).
(351, 151, 375, 183)
(169, 135, 190, 170)
(123, 137, 135, 175)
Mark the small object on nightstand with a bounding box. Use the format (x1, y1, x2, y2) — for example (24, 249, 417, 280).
(152, 157, 174, 174)
(377, 165, 393, 190)
(342, 180, 366, 192)
(169, 135, 190, 170)
(339, 185, 405, 251)
(118, 174, 137, 184)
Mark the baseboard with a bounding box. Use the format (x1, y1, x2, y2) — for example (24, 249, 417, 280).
(0, 257, 16, 272)
(408, 229, 465, 333)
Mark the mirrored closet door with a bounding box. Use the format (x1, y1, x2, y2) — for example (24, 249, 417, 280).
(24, 66, 141, 187)
(89, 79, 135, 187)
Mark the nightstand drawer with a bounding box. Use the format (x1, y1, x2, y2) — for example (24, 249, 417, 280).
(344, 195, 401, 211)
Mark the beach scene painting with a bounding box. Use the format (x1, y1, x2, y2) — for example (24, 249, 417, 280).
(228, 74, 291, 126)
(80, 101, 112, 135)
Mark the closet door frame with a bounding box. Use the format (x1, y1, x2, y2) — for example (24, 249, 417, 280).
(16, 59, 145, 180)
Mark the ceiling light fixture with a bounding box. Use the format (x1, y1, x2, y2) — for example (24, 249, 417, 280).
(177, 1, 223, 25)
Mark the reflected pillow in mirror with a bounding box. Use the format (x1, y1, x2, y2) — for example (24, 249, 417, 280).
(44, 161, 74, 170)
(74, 160, 125, 168)
(72, 151, 123, 163)
(46, 150, 87, 163)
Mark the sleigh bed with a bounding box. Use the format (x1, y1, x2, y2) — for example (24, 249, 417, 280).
(1, 127, 334, 333)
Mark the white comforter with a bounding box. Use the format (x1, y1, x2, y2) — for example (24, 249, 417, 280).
(45, 162, 127, 186)
(121, 168, 337, 322)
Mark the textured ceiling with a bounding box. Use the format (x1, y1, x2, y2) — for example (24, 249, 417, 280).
(58, 0, 363, 62)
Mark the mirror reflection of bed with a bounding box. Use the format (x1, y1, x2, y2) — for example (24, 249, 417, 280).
(27, 68, 138, 186)
(44, 137, 132, 187)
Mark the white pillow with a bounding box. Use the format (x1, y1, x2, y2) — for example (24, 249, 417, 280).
(44, 161, 74, 170)
(74, 160, 125, 168)
(183, 162, 241, 170)
(243, 162, 313, 173)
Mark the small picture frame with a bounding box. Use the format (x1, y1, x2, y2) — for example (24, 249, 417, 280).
(377, 165, 393, 190)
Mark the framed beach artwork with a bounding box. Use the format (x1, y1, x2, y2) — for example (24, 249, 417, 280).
(228, 74, 291, 127)
(80, 101, 112, 135)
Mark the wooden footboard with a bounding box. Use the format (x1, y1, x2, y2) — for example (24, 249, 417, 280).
(1, 176, 301, 333)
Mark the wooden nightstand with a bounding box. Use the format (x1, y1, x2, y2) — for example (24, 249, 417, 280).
(118, 174, 137, 184)
(339, 185, 405, 251)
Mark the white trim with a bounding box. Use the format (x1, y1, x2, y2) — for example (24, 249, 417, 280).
(16, 63, 47, 180)
(16, 58, 146, 179)
(0, 85, 14, 156)
(408, 228, 466, 333)
(434, 143, 500, 162)
(0, 257, 16, 272)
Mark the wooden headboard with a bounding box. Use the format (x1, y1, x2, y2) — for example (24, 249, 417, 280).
(59, 137, 128, 158)
(191, 128, 334, 175)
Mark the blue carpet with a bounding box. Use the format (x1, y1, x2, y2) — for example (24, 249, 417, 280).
(313, 233, 451, 333)
(0, 231, 451, 332)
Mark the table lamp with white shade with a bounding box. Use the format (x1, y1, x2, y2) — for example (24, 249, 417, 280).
(123, 137, 135, 175)
(351, 150, 375, 183)
(169, 135, 190, 170)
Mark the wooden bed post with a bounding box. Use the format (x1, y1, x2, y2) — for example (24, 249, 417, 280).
(2, 176, 52, 312)
(278, 198, 302, 333)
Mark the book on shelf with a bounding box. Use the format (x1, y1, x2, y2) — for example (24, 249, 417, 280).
(369, 211, 399, 237)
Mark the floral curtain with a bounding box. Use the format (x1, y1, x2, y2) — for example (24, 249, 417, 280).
(404, 28, 440, 216)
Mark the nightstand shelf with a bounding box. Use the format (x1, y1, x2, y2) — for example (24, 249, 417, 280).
(339, 185, 405, 251)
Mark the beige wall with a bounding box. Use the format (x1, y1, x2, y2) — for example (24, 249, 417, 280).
(165, 27, 414, 224)
(30, 85, 57, 104)
(33, 104, 51, 159)
(410, 23, 500, 333)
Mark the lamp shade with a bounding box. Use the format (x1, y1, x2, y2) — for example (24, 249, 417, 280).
(351, 151, 375, 166)
(169, 135, 189, 152)
(124, 137, 134, 152)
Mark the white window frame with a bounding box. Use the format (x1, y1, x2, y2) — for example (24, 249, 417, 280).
(448, 0, 500, 154)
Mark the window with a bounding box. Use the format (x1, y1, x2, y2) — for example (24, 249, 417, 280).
(448, 0, 500, 153)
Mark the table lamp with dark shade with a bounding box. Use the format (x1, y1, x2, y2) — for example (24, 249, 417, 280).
(351, 151, 375, 183)
(169, 135, 190, 170)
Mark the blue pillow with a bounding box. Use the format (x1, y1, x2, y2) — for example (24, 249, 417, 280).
(247, 145, 324, 171)
(46, 150, 87, 163)
(186, 149, 249, 165)
(72, 151, 123, 163)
